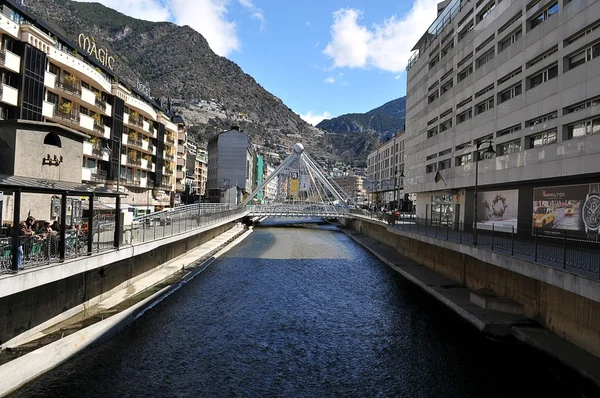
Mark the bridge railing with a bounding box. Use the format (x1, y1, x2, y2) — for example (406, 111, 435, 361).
(246, 204, 349, 216)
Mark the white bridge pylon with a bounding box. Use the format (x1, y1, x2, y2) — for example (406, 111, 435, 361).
(241, 143, 354, 218)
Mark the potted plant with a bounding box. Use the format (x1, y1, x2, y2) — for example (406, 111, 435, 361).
(58, 101, 72, 114)
(143, 153, 153, 162)
(127, 151, 138, 161)
(64, 73, 78, 86)
(128, 131, 137, 140)
(92, 113, 102, 126)
(89, 136, 100, 146)
(130, 111, 139, 121)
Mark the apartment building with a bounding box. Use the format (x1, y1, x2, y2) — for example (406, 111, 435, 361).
(405, 0, 600, 234)
(0, 0, 183, 216)
(366, 131, 406, 207)
(196, 148, 208, 197)
(331, 175, 366, 203)
(206, 126, 255, 204)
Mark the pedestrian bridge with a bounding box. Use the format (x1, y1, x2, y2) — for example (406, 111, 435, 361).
(245, 204, 351, 218)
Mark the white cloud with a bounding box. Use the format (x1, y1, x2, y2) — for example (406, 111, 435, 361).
(75, 0, 264, 57)
(324, 76, 336, 84)
(323, 0, 438, 73)
(300, 111, 332, 126)
(238, 0, 266, 31)
(75, 0, 170, 21)
(168, 0, 239, 56)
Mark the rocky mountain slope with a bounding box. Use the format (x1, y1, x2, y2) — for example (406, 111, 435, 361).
(316, 97, 406, 166)
(25, 0, 330, 162)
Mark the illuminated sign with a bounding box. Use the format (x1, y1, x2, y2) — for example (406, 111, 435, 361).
(78, 34, 116, 70)
(136, 78, 151, 98)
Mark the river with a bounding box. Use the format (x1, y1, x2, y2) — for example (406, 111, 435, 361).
(10, 221, 599, 397)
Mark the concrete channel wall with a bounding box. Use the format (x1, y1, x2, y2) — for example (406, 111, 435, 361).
(340, 217, 600, 359)
(0, 221, 238, 346)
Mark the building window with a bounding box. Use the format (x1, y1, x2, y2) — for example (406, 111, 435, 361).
(43, 132, 62, 148)
(457, 108, 473, 124)
(458, 52, 474, 68)
(476, 48, 495, 69)
(458, 65, 473, 82)
(499, 83, 522, 103)
(459, 20, 474, 41)
(456, 141, 472, 151)
(565, 20, 600, 46)
(497, 124, 521, 137)
(525, 111, 557, 127)
(475, 97, 494, 115)
(565, 96, 600, 114)
(442, 41, 455, 58)
(498, 67, 522, 84)
(527, 46, 558, 69)
(456, 153, 472, 166)
(475, 84, 494, 98)
(428, 91, 439, 103)
(528, 129, 557, 148)
(439, 148, 452, 156)
(476, 34, 495, 53)
(427, 126, 439, 138)
(427, 117, 438, 126)
(567, 118, 600, 139)
(440, 79, 453, 94)
(498, 11, 522, 35)
(49, 63, 61, 76)
(567, 42, 600, 70)
(498, 139, 522, 155)
(528, 63, 558, 89)
(438, 159, 452, 170)
(426, 163, 438, 173)
(440, 119, 453, 132)
(477, 1, 496, 24)
(457, 97, 473, 109)
(440, 109, 452, 119)
(429, 55, 440, 70)
(499, 28, 522, 52)
(426, 153, 438, 161)
(428, 80, 439, 91)
(530, 2, 558, 31)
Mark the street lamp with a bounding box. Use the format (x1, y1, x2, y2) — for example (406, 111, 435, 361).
(473, 140, 496, 245)
(395, 168, 405, 211)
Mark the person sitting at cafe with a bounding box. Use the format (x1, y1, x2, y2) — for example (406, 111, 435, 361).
(19, 217, 35, 237)
(40, 222, 56, 237)
(50, 220, 60, 232)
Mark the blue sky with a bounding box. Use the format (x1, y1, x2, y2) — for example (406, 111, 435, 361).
(76, 0, 438, 125)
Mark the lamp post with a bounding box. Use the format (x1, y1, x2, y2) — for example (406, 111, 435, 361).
(473, 140, 496, 246)
(396, 168, 405, 211)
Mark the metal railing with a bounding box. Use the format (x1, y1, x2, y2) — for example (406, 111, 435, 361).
(247, 204, 349, 217)
(55, 79, 82, 96)
(351, 211, 600, 277)
(1, 205, 247, 274)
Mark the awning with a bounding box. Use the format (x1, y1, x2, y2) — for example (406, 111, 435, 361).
(0, 174, 125, 197)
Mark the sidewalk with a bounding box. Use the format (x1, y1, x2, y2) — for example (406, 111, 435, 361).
(334, 222, 600, 388)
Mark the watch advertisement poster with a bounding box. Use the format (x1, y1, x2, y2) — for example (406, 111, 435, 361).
(476, 190, 519, 232)
(532, 184, 598, 234)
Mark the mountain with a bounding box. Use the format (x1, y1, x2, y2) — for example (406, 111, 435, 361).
(317, 97, 406, 137)
(24, 0, 331, 164)
(316, 97, 407, 166)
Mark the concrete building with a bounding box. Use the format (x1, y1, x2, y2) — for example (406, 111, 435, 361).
(366, 132, 407, 208)
(265, 164, 278, 203)
(405, 0, 600, 233)
(332, 175, 366, 204)
(206, 127, 255, 204)
(0, 0, 184, 223)
(195, 148, 208, 197)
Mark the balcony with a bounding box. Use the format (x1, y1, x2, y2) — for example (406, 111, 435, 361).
(121, 177, 141, 187)
(127, 136, 143, 148)
(141, 158, 155, 172)
(91, 169, 108, 182)
(126, 157, 142, 167)
(0, 49, 21, 73)
(164, 167, 174, 176)
(0, 12, 20, 39)
(47, 46, 112, 92)
(166, 136, 176, 146)
(83, 141, 110, 161)
(125, 95, 157, 120)
(164, 152, 175, 161)
(55, 79, 82, 96)
(0, 84, 18, 106)
(53, 108, 80, 123)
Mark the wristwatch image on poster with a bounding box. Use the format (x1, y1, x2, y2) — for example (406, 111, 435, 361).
(583, 183, 600, 234)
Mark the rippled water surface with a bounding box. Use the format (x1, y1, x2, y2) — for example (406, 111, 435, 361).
(11, 222, 599, 397)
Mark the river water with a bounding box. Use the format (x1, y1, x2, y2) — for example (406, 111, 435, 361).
(10, 221, 599, 397)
